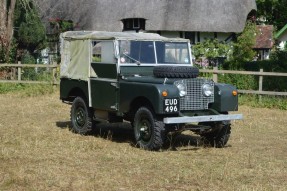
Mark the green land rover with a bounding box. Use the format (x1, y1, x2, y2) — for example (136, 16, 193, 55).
(60, 31, 242, 150)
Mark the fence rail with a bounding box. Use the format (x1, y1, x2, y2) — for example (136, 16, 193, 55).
(0, 62, 59, 85)
(200, 67, 287, 96)
(1, 64, 287, 96)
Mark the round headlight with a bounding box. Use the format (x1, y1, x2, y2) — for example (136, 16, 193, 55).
(176, 83, 187, 97)
(202, 83, 213, 97)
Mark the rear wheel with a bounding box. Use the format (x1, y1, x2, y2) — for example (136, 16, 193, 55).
(70, 97, 93, 135)
(133, 107, 165, 151)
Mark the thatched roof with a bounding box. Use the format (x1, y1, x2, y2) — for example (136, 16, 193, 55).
(36, 0, 257, 33)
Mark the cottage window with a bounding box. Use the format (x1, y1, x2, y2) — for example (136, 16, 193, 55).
(185, 32, 196, 44)
(122, 18, 146, 32)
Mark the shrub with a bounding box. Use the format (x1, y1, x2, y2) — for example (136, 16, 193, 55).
(219, 73, 258, 90)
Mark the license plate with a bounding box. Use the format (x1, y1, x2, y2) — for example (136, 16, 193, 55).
(164, 99, 179, 113)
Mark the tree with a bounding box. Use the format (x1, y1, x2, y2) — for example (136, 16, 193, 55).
(0, 0, 16, 62)
(229, 21, 257, 68)
(256, 0, 287, 30)
(0, 0, 35, 62)
(192, 39, 231, 67)
(16, 2, 46, 54)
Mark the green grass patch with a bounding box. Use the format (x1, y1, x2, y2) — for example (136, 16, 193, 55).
(0, 83, 56, 96)
(239, 94, 287, 110)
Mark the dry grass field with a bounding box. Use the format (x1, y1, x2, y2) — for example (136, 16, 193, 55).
(0, 91, 286, 191)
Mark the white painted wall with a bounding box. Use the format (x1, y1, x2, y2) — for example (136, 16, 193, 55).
(216, 33, 232, 42)
(160, 31, 180, 38)
(278, 41, 286, 50)
(155, 31, 233, 44)
(278, 33, 287, 42)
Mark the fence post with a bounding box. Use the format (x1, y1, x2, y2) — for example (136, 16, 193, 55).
(259, 68, 263, 102)
(18, 61, 21, 81)
(52, 62, 57, 86)
(213, 66, 218, 83)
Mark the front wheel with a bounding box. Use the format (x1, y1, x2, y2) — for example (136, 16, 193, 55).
(133, 107, 165, 151)
(200, 122, 231, 148)
(70, 97, 93, 135)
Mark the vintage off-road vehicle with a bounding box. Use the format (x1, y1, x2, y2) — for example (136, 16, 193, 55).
(60, 31, 242, 150)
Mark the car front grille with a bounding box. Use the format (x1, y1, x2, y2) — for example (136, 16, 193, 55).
(175, 78, 214, 111)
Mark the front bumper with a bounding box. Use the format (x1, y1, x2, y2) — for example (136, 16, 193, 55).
(163, 114, 243, 124)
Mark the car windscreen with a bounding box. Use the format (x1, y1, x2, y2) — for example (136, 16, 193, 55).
(119, 40, 191, 65)
(155, 42, 190, 64)
(119, 40, 155, 64)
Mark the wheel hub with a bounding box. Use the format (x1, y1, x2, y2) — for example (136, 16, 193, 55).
(139, 120, 151, 141)
(75, 108, 86, 127)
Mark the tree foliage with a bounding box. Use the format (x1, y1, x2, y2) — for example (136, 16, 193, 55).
(0, 0, 44, 62)
(192, 39, 231, 59)
(17, 4, 46, 53)
(256, 0, 287, 30)
(230, 21, 257, 67)
(192, 22, 257, 68)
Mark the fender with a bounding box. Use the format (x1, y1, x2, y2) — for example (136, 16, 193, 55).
(119, 80, 179, 114)
(60, 78, 89, 101)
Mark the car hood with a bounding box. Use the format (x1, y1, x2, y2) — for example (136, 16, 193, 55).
(122, 76, 178, 84)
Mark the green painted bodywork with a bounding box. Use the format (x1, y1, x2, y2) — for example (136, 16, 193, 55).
(91, 62, 117, 78)
(211, 83, 239, 112)
(120, 66, 154, 76)
(60, 78, 88, 101)
(60, 75, 239, 115)
(119, 76, 179, 114)
(90, 79, 118, 111)
(59, 32, 241, 127)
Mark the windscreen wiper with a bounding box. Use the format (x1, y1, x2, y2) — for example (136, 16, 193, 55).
(123, 53, 141, 65)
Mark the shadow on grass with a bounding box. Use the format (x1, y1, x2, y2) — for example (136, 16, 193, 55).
(56, 121, 70, 129)
(164, 133, 202, 151)
(91, 122, 135, 145)
(56, 121, 203, 151)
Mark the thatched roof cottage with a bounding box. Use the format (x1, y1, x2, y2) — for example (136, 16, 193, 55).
(37, 0, 257, 43)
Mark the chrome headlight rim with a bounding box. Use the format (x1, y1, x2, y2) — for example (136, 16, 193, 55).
(202, 83, 214, 97)
(176, 82, 187, 97)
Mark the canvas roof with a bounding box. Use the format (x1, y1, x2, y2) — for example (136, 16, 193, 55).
(61, 31, 189, 42)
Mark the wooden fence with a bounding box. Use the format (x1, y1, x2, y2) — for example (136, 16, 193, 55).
(0, 63, 287, 96)
(0, 62, 59, 85)
(200, 67, 287, 96)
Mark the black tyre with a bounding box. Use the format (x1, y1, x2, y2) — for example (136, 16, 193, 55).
(70, 97, 93, 135)
(153, 65, 199, 78)
(200, 122, 231, 148)
(133, 107, 165, 151)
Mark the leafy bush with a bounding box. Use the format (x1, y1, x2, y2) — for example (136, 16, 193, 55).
(21, 52, 37, 80)
(223, 51, 287, 92)
(219, 74, 258, 90)
(230, 21, 257, 67)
